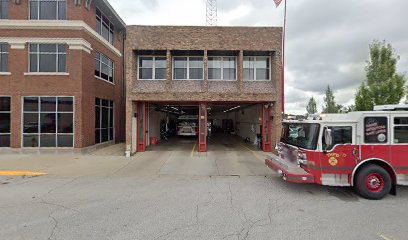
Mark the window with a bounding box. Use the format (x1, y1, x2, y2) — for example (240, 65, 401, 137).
(29, 44, 66, 73)
(29, 0, 66, 20)
(244, 57, 270, 80)
(0, 97, 10, 147)
(96, 8, 114, 45)
(0, 0, 8, 19)
(173, 57, 203, 80)
(208, 57, 236, 80)
(138, 56, 166, 80)
(95, 52, 114, 83)
(322, 126, 352, 151)
(393, 117, 408, 144)
(0, 43, 8, 72)
(364, 117, 388, 143)
(23, 96, 73, 147)
(95, 98, 114, 144)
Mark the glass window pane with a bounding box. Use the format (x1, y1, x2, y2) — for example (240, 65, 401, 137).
(102, 107, 109, 128)
(394, 117, 408, 125)
(255, 58, 268, 68)
(102, 99, 109, 107)
(24, 97, 39, 112)
(139, 68, 153, 79)
(29, 2, 38, 19)
(139, 57, 153, 68)
(174, 68, 187, 79)
(208, 57, 221, 68)
(23, 134, 39, 147)
(155, 57, 166, 68)
(256, 69, 269, 80)
(394, 126, 408, 143)
(40, 97, 56, 112)
(58, 97, 73, 112)
(96, 18, 102, 35)
(155, 68, 166, 79)
(30, 54, 38, 72)
(223, 57, 236, 68)
(24, 113, 39, 133)
(0, 113, 10, 133)
(58, 1, 66, 20)
(109, 128, 113, 141)
(95, 106, 100, 128)
(101, 129, 108, 142)
(58, 44, 66, 53)
(40, 113, 56, 133)
(109, 107, 113, 128)
(0, 52, 8, 72)
(174, 58, 187, 68)
(39, 44, 56, 53)
(189, 68, 203, 79)
(39, 54, 57, 72)
(208, 68, 221, 80)
(189, 57, 203, 68)
(364, 117, 388, 143)
(57, 134, 73, 147)
(0, 135, 10, 147)
(95, 129, 100, 144)
(223, 69, 236, 80)
(58, 113, 73, 133)
(243, 57, 254, 68)
(0, 97, 10, 111)
(58, 54, 66, 72)
(1, 0, 9, 19)
(40, 134, 56, 147)
(39, 1, 57, 20)
(30, 44, 38, 52)
(244, 69, 254, 80)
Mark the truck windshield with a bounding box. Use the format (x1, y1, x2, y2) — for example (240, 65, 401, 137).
(281, 123, 320, 150)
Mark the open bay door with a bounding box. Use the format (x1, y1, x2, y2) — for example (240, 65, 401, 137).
(198, 103, 207, 152)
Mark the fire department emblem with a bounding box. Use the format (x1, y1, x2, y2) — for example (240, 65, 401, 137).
(328, 157, 338, 166)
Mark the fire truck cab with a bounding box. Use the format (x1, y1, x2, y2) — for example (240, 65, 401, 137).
(265, 105, 408, 200)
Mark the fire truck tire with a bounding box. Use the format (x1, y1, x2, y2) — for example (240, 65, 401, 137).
(354, 164, 392, 200)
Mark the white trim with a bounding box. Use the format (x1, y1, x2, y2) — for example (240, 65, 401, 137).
(24, 72, 69, 76)
(0, 20, 121, 56)
(243, 56, 272, 81)
(172, 56, 204, 80)
(95, 75, 115, 85)
(0, 37, 93, 53)
(0, 72, 11, 75)
(207, 56, 238, 81)
(137, 55, 167, 81)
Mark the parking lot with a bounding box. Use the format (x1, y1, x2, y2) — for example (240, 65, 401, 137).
(1, 142, 408, 240)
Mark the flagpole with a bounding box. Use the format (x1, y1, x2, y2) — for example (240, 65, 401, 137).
(282, 0, 287, 114)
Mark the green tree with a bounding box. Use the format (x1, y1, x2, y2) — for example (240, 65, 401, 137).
(306, 97, 317, 114)
(355, 40, 406, 111)
(322, 85, 338, 113)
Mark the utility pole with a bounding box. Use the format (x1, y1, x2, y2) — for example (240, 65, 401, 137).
(206, 0, 217, 26)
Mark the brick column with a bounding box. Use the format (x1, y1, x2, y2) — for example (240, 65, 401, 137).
(238, 50, 244, 93)
(203, 50, 208, 93)
(166, 49, 172, 91)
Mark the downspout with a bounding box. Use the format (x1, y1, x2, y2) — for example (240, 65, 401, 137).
(121, 30, 126, 142)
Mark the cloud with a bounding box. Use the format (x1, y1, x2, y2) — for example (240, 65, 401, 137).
(110, 0, 408, 114)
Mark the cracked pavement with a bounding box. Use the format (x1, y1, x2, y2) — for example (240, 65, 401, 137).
(1, 143, 408, 239)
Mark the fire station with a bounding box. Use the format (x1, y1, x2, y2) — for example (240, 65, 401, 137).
(124, 26, 283, 156)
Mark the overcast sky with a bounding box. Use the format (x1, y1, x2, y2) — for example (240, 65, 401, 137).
(110, 0, 408, 114)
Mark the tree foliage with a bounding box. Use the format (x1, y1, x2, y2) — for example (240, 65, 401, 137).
(306, 97, 317, 114)
(355, 40, 406, 111)
(322, 85, 338, 113)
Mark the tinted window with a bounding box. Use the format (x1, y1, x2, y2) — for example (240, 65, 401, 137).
(0, 96, 10, 147)
(0, 43, 8, 72)
(29, 44, 66, 73)
(29, 0, 66, 20)
(364, 117, 388, 143)
(322, 126, 352, 150)
(0, 0, 9, 19)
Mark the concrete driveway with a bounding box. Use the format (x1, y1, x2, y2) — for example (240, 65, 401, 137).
(1, 138, 408, 240)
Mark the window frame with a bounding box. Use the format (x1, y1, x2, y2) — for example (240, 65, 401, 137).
(21, 96, 74, 148)
(392, 116, 408, 144)
(321, 125, 353, 151)
(0, 96, 11, 148)
(95, 98, 114, 144)
(172, 56, 204, 80)
(95, 51, 115, 84)
(96, 7, 115, 45)
(243, 56, 272, 81)
(28, 43, 67, 73)
(208, 56, 237, 81)
(0, 43, 9, 73)
(29, 0, 67, 20)
(0, 0, 8, 19)
(137, 55, 167, 81)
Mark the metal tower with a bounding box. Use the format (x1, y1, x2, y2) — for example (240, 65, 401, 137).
(206, 0, 217, 26)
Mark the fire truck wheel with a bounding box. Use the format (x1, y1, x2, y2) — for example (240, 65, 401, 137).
(355, 164, 392, 200)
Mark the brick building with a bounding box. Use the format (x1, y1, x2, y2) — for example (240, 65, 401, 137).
(0, 0, 125, 152)
(125, 26, 282, 156)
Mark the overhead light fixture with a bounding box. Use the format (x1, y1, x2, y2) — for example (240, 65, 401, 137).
(223, 106, 241, 113)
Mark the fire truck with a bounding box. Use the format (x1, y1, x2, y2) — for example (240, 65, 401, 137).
(265, 105, 408, 200)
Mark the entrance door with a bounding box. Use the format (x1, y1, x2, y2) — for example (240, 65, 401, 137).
(198, 103, 207, 152)
(137, 102, 147, 152)
(262, 104, 272, 152)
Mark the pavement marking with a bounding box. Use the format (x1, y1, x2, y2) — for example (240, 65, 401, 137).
(378, 234, 394, 240)
(191, 142, 197, 157)
(240, 143, 265, 162)
(0, 171, 47, 177)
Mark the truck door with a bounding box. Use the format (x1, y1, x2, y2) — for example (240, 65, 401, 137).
(390, 115, 408, 172)
(319, 124, 357, 185)
(360, 116, 390, 163)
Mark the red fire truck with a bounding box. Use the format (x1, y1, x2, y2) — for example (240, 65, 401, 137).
(265, 105, 408, 200)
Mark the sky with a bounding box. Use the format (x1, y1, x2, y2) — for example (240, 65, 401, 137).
(110, 0, 408, 114)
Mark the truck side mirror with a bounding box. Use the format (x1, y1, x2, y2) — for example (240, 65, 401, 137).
(324, 128, 333, 151)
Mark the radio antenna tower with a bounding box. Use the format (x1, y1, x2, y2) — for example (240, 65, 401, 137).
(206, 0, 217, 26)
